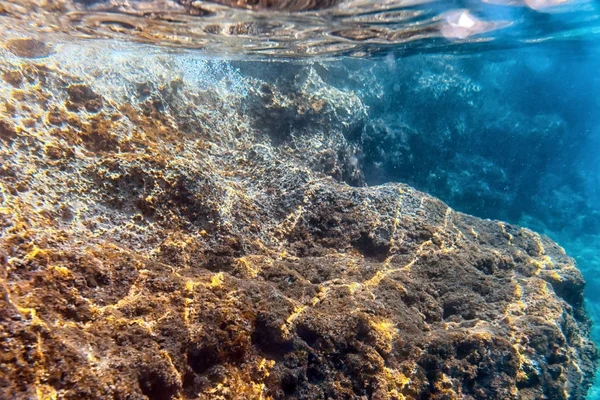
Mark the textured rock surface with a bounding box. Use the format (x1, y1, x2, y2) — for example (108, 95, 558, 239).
(0, 45, 597, 399)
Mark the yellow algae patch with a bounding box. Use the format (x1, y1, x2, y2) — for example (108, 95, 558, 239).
(433, 231, 458, 254)
(0, 206, 12, 215)
(159, 235, 195, 252)
(370, 318, 397, 352)
(371, 319, 396, 339)
(505, 278, 527, 317)
(186, 279, 201, 294)
(388, 192, 404, 252)
(549, 271, 563, 281)
(160, 350, 183, 383)
(433, 373, 457, 397)
(347, 282, 361, 294)
(48, 265, 73, 277)
(363, 255, 396, 287)
(521, 228, 546, 255)
(470, 227, 479, 239)
(210, 272, 224, 288)
(183, 297, 196, 326)
(514, 281, 523, 298)
(442, 207, 452, 230)
(498, 222, 513, 243)
(24, 246, 48, 262)
(529, 255, 554, 274)
(384, 367, 411, 398)
(182, 278, 203, 324)
(35, 332, 45, 364)
(234, 255, 267, 278)
(281, 287, 329, 338)
(311, 286, 329, 305)
(35, 385, 58, 400)
(205, 367, 273, 400)
(364, 239, 431, 288)
(532, 235, 546, 255)
(281, 305, 307, 338)
(33, 331, 58, 400)
(539, 281, 552, 296)
(363, 269, 387, 288)
(257, 358, 275, 378)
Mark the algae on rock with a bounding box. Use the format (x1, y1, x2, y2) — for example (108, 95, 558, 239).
(0, 45, 597, 400)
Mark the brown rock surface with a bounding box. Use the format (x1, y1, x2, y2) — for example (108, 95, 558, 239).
(0, 46, 597, 400)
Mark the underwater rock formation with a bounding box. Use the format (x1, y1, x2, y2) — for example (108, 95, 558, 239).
(314, 55, 598, 240)
(0, 45, 597, 399)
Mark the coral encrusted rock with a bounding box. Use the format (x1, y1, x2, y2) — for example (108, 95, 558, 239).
(0, 45, 597, 400)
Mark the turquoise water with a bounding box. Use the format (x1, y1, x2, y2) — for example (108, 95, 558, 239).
(2, 0, 600, 397)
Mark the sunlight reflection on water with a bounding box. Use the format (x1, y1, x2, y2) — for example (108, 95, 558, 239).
(0, 0, 598, 58)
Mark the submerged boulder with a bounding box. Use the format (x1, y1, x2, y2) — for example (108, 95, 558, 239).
(0, 46, 596, 399)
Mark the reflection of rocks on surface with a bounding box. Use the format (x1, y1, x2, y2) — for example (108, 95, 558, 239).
(0, 45, 597, 399)
(203, 0, 341, 11)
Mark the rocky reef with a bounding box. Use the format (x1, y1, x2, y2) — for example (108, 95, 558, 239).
(0, 44, 597, 399)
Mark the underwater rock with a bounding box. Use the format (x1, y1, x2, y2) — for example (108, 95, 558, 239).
(0, 48, 597, 400)
(4, 38, 53, 58)
(312, 56, 594, 239)
(65, 84, 103, 113)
